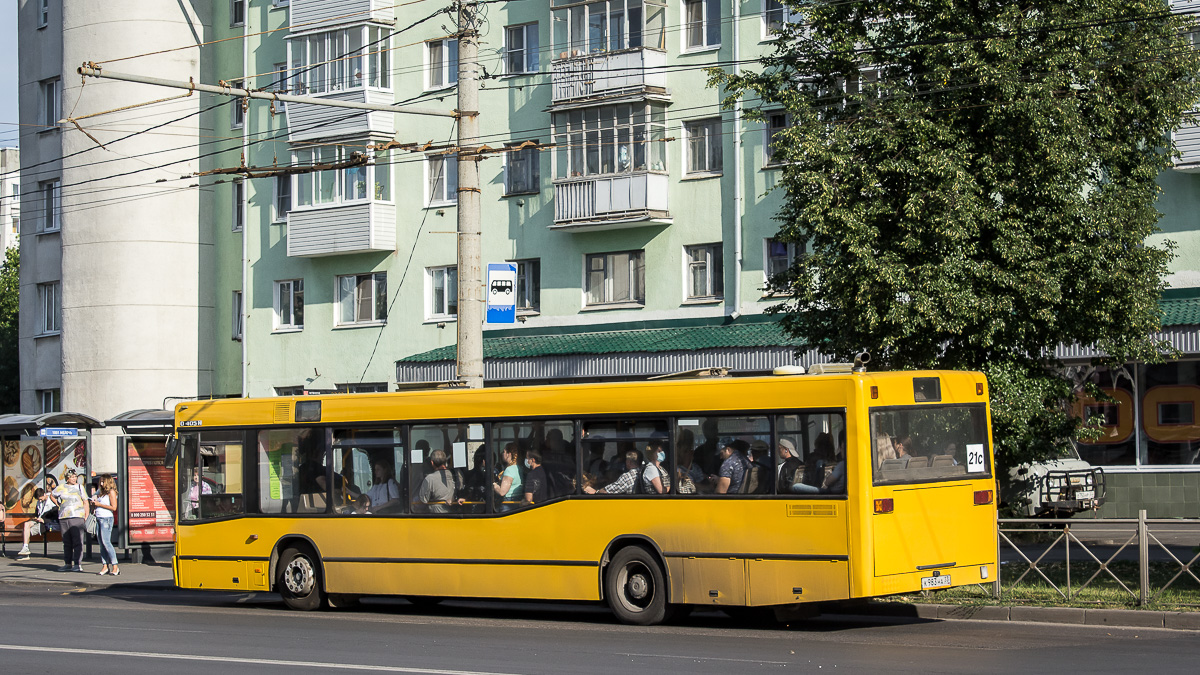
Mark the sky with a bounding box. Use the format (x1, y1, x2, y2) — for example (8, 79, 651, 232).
(1, 4, 17, 148)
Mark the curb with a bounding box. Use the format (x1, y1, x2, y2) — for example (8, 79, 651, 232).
(0, 577, 178, 592)
(846, 602, 1200, 631)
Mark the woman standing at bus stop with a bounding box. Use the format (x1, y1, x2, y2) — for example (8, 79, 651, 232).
(48, 468, 89, 572)
(90, 474, 120, 576)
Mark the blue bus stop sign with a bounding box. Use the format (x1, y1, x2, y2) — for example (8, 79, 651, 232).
(486, 263, 518, 324)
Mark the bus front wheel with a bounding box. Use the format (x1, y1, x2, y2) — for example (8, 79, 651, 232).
(605, 546, 668, 626)
(278, 545, 324, 611)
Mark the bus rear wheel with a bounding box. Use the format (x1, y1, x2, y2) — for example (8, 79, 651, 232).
(278, 545, 324, 611)
(605, 546, 668, 626)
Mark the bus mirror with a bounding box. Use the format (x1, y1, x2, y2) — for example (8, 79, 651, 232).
(164, 436, 180, 468)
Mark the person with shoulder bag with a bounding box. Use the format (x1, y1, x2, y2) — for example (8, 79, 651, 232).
(48, 468, 90, 572)
(89, 474, 120, 576)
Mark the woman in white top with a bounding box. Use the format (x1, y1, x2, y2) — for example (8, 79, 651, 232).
(641, 442, 671, 494)
(90, 474, 120, 576)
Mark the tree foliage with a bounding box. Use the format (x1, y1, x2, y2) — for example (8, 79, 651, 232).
(712, 1, 1200, 473)
(0, 245, 18, 413)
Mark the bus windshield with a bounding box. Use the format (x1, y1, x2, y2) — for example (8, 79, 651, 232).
(871, 404, 990, 484)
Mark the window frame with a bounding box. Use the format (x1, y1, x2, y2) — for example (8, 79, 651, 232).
(426, 38, 459, 90)
(426, 154, 459, 207)
(287, 25, 391, 95)
(291, 145, 393, 211)
(681, 0, 722, 52)
(37, 179, 60, 233)
(504, 142, 541, 195)
(38, 0, 49, 29)
(274, 173, 291, 222)
(231, 0, 245, 27)
(504, 22, 540, 75)
(511, 259, 541, 312)
(427, 265, 459, 320)
(39, 78, 60, 131)
(231, 79, 245, 129)
(232, 290, 244, 341)
(37, 281, 61, 335)
(764, 237, 798, 290)
(232, 179, 245, 232)
(584, 250, 646, 307)
(683, 117, 723, 176)
(335, 272, 388, 326)
(762, 0, 801, 40)
(552, 102, 669, 179)
(274, 279, 304, 331)
(686, 243, 724, 301)
(764, 111, 791, 167)
(38, 388, 61, 414)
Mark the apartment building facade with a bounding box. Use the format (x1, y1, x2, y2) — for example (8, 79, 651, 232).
(0, 148, 19, 251)
(16, 0, 1200, 511)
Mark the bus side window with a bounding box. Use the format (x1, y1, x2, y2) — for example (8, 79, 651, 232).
(777, 413, 847, 495)
(410, 423, 480, 514)
(677, 416, 769, 496)
(492, 419, 575, 510)
(257, 428, 330, 514)
(333, 427, 404, 515)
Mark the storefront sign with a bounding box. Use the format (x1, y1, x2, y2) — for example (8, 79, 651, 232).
(126, 440, 175, 544)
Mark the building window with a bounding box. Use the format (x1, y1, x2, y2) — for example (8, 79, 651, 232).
(274, 174, 291, 221)
(512, 259, 540, 311)
(268, 62, 288, 112)
(38, 179, 60, 233)
(231, 80, 245, 129)
(684, 0, 721, 50)
(293, 146, 391, 208)
(427, 155, 458, 206)
(38, 0, 49, 28)
(231, 0, 245, 27)
(289, 26, 390, 94)
(427, 266, 458, 319)
(39, 389, 61, 414)
(505, 23, 540, 74)
(585, 250, 645, 306)
(763, 0, 801, 37)
(232, 179, 244, 232)
(765, 238, 798, 283)
(427, 38, 459, 89)
(274, 279, 304, 330)
(274, 386, 306, 396)
(685, 118, 722, 174)
(553, 0, 662, 54)
(765, 111, 790, 166)
(39, 78, 60, 129)
(37, 282, 61, 334)
(272, 0, 290, 8)
(336, 382, 388, 393)
(505, 143, 540, 195)
(553, 103, 668, 178)
(232, 290, 243, 340)
(337, 272, 387, 325)
(687, 244, 723, 299)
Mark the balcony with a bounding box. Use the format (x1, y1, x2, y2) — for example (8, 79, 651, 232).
(286, 202, 396, 257)
(286, 88, 394, 143)
(551, 173, 670, 231)
(551, 48, 668, 105)
(291, 0, 394, 31)
(1175, 114, 1200, 172)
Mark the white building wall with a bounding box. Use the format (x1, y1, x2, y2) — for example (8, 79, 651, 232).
(17, 0, 211, 472)
(0, 148, 19, 250)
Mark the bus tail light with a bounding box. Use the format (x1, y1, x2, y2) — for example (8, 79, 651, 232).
(976, 383, 984, 396)
(870, 386, 879, 399)
(874, 498, 893, 514)
(974, 490, 993, 505)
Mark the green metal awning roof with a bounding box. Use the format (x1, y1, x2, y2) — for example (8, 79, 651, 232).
(1161, 295, 1200, 327)
(399, 317, 801, 363)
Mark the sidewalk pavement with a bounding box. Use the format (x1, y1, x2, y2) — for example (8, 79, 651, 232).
(0, 540, 174, 591)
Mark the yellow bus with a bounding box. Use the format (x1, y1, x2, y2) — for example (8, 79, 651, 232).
(170, 367, 998, 624)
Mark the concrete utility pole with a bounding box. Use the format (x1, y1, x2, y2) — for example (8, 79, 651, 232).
(456, 0, 484, 389)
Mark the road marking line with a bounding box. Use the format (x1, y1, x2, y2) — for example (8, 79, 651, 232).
(0, 644, 518, 675)
(89, 625, 208, 634)
(618, 652, 789, 665)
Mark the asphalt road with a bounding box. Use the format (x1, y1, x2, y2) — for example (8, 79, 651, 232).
(0, 585, 1197, 674)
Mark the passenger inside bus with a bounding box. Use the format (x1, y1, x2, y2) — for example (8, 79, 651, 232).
(713, 439, 751, 494)
(641, 440, 670, 494)
(493, 442, 523, 511)
(776, 438, 803, 493)
(522, 449, 548, 505)
(584, 450, 640, 494)
(366, 459, 402, 513)
(822, 431, 847, 493)
(353, 494, 372, 515)
(413, 449, 464, 513)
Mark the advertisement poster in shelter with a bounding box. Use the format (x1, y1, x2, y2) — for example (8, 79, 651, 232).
(125, 440, 175, 544)
(44, 437, 87, 490)
(3, 440, 47, 528)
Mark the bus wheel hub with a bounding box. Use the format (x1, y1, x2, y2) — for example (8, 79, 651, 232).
(285, 557, 314, 595)
(628, 573, 649, 600)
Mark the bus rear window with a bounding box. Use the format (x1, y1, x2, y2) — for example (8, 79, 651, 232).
(871, 405, 990, 484)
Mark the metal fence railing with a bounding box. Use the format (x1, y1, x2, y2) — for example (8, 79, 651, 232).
(996, 512, 1200, 605)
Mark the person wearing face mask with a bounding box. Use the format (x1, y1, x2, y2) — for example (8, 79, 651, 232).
(641, 441, 671, 494)
(521, 449, 548, 506)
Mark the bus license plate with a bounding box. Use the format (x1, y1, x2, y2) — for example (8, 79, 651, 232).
(921, 575, 952, 589)
(1075, 490, 1095, 500)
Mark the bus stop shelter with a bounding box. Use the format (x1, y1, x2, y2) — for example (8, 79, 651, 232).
(0, 412, 103, 557)
(106, 409, 176, 562)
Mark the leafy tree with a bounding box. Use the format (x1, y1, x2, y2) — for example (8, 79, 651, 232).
(712, 2, 1200, 475)
(0, 245, 17, 412)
